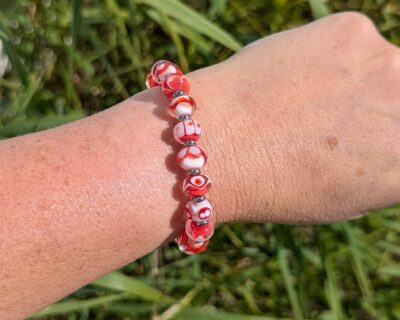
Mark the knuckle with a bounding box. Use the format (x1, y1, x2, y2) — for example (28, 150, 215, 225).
(335, 11, 374, 30)
(332, 12, 379, 38)
(386, 45, 400, 70)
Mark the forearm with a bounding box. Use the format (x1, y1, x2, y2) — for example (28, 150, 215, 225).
(0, 74, 237, 318)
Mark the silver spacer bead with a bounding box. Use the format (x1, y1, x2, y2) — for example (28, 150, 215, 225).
(195, 220, 209, 226)
(184, 140, 196, 147)
(178, 114, 191, 121)
(193, 195, 206, 203)
(173, 90, 186, 98)
(188, 169, 200, 176)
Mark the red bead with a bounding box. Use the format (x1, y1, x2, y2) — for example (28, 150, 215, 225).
(145, 73, 158, 89)
(176, 230, 208, 254)
(151, 60, 182, 84)
(162, 73, 190, 99)
(185, 220, 214, 242)
(182, 174, 211, 196)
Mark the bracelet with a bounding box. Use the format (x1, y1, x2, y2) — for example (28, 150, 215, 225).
(145, 60, 214, 255)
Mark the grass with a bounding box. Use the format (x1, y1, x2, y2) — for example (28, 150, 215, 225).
(1, 0, 400, 319)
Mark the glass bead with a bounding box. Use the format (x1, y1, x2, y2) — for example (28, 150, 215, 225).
(185, 220, 214, 243)
(176, 230, 208, 255)
(151, 60, 182, 84)
(145, 73, 158, 89)
(185, 198, 213, 222)
(176, 145, 207, 171)
(182, 174, 211, 197)
(162, 73, 190, 99)
(173, 119, 202, 144)
(168, 95, 196, 119)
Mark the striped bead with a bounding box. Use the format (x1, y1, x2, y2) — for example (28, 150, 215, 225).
(145, 74, 158, 89)
(168, 95, 196, 119)
(151, 60, 182, 84)
(176, 230, 208, 255)
(162, 73, 190, 99)
(176, 145, 207, 171)
(185, 220, 214, 243)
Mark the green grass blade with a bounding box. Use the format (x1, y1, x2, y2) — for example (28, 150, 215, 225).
(158, 287, 200, 320)
(32, 293, 128, 318)
(378, 240, 400, 256)
(16, 77, 40, 115)
(174, 306, 293, 320)
(308, 0, 331, 19)
(284, 226, 310, 317)
(155, 11, 189, 72)
(107, 0, 146, 86)
(315, 226, 344, 320)
(277, 243, 304, 320)
(378, 265, 400, 278)
(381, 220, 400, 233)
(0, 27, 29, 87)
(107, 302, 160, 316)
(342, 223, 378, 317)
(136, 0, 242, 51)
(71, 0, 83, 47)
(324, 254, 343, 319)
(0, 111, 85, 138)
(93, 271, 173, 302)
(145, 9, 213, 54)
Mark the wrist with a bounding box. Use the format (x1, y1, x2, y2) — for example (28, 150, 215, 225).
(187, 64, 277, 223)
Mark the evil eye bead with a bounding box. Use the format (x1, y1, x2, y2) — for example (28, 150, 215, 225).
(151, 60, 182, 84)
(168, 95, 196, 119)
(182, 174, 211, 197)
(173, 119, 202, 144)
(176, 230, 208, 255)
(185, 198, 213, 222)
(185, 220, 214, 243)
(176, 145, 207, 171)
(162, 73, 190, 99)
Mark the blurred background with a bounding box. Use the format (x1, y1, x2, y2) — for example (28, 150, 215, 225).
(1, 0, 400, 319)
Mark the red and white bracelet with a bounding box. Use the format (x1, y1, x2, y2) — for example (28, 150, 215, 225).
(146, 60, 214, 254)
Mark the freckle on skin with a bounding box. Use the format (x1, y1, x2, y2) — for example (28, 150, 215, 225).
(38, 202, 51, 212)
(356, 169, 366, 177)
(326, 136, 339, 150)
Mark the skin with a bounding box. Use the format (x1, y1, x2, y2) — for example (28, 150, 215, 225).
(0, 12, 399, 319)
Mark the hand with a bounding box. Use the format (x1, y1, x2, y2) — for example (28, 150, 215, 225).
(189, 12, 400, 224)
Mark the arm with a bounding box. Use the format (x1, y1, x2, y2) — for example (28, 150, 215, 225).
(1, 12, 400, 319)
(0, 89, 225, 318)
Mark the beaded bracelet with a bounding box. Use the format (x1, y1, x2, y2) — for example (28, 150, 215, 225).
(145, 60, 214, 254)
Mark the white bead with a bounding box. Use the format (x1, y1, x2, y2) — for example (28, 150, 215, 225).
(176, 146, 207, 171)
